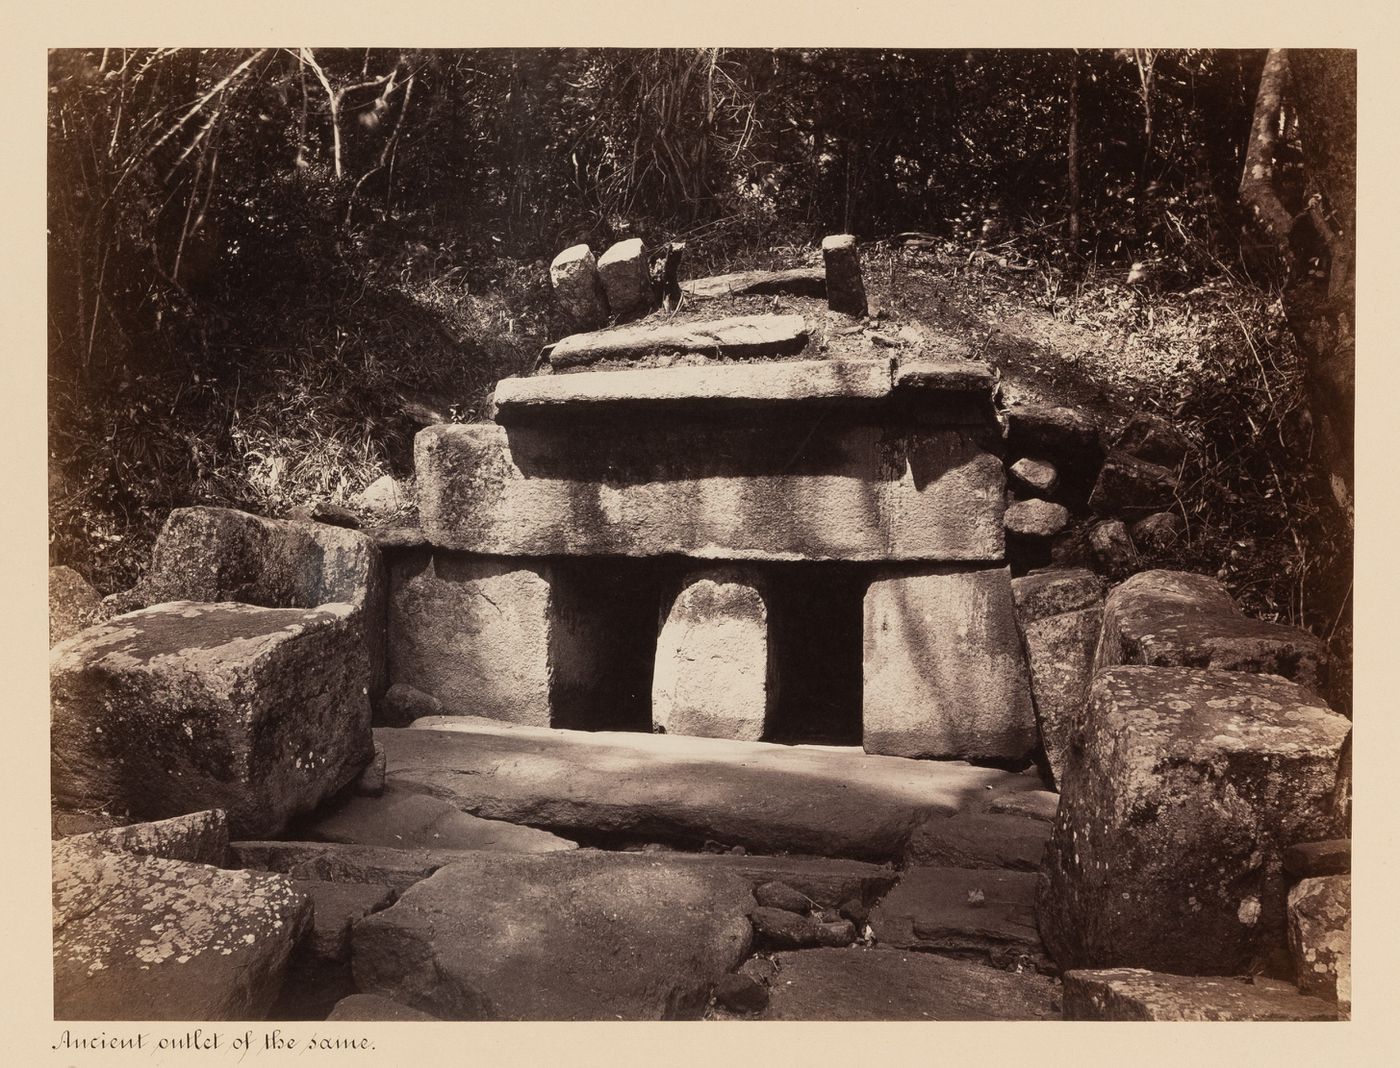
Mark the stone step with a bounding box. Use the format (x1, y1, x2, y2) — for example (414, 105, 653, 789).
(377, 717, 1044, 862)
(549, 313, 809, 368)
(681, 267, 826, 301)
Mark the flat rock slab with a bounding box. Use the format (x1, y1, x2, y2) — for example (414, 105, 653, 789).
(50, 600, 373, 839)
(495, 359, 892, 420)
(905, 812, 1050, 871)
(641, 851, 895, 907)
(870, 867, 1043, 956)
(757, 948, 1060, 1021)
(53, 839, 311, 1020)
(682, 267, 826, 301)
(1097, 569, 1330, 693)
(415, 421, 1005, 562)
(550, 313, 809, 368)
(1062, 968, 1338, 1021)
(352, 850, 755, 1020)
(230, 840, 504, 894)
(381, 718, 1030, 861)
(301, 786, 576, 854)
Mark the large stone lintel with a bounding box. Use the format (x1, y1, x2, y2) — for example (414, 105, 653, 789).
(415, 421, 1006, 561)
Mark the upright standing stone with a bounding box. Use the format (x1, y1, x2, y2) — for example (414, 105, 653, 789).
(1038, 666, 1351, 976)
(1287, 874, 1350, 1013)
(863, 566, 1036, 761)
(822, 234, 868, 316)
(387, 552, 555, 727)
(596, 238, 651, 319)
(549, 244, 608, 330)
(653, 568, 772, 741)
(1011, 568, 1105, 788)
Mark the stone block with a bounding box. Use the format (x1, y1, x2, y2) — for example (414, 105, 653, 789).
(550, 313, 809, 368)
(1096, 569, 1330, 693)
(549, 243, 607, 330)
(1012, 568, 1105, 788)
(51, 601, 373, 839)
(416, 422, 1006, 562)
(1115, 411, 1192, 467)
(596, 237, 651, 318)
(1288, 874, 1350, 1011)
(63, 809, 229, 867)
(1131, 511, 1185, 553)
(1089, 519, 1138, 578)
(387, 552, 554, 726)
(1088, 450, 1179, 517)
(1009, 457, 1058, 495)
(862, 566, 1036, 760)
(822, 234, 867, 315)
(1038, 666, 1352, 975)
(1004, 498, 1068, 538)
(1062, 968, 1338, 1021)
(683, 267, 826, 301)
(653, 568, 772, 741)
(53, 838, 311, 1020)
(905, 812, 1049, 871)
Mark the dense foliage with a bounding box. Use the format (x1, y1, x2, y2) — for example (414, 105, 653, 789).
(47, 47, 1351, 704)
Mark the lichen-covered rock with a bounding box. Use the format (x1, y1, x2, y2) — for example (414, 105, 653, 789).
(50, 601, 373, 839)
(653, 568, 772, 741)
(549, 244, 607, 329)
(50, 566, 106, 645)
(1012, 568, 1105, 788)
(1009, 457, 1058, 495)
(64, 809, 229, 866)
(52, 838, 311, 1020)
(1095, 569, 1330, 694)
(1088, 519, 1138, 578)
(1038, 666, 1351, 975)
(1062, 968, 1338, 1021)
(1288, 874, 1350, 1013)
(1088, 450, 1179, 517)
(137, 506, 387, 700)
(352, 851, 755, 1019)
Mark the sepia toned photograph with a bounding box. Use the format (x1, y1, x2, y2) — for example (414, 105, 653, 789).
(46, 44, 1353, 1027)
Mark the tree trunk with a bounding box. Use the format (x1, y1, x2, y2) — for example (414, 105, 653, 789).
(1238, 49, 1295, 242)
(1067, 50, 1081, 249)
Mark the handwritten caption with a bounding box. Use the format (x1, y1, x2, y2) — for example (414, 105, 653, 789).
(53, 1028, 376, 1055)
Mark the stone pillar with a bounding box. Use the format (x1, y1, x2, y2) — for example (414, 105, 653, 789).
(549, 244, 608, 330)
(652, 567, 773, 741)
(387, 551, 554, 727)
(862, 565, 1036, 761)
(597, 238, 651, 319)
(821, 234, 867, 316)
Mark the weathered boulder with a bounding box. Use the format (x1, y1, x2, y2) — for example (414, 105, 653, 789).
(549, 243, 607, 330)
(596, 237, 651, 318)
(1012, 568, 1105, 788)
(53, 838, 311, 1020)
(381, 717, 1029, 861)
(821, 234, 867, 315)
(1062, 968, 1338, 1020)
(352, 851, 755, 1019)
(302, 786, 576, 854)
(137, 506, 387, 699)
(1095, 569, 1330, 693)
(327, 994, 442, 1021)
(1089, 519, 1138, 578)
(1115, 411, 1192, 468)
(755, 948, 1060, 1021)
(653, 568, 771, 740)
(755, 880, 814, 913)
(1009, 457, 1059, 495)
(1038, 666, 1352, 975)
(64, 809, 229, 866)
(1131, 510, 1185, 553)
(352, 473, 408, 516)
(863, 566, 1036, 761)
(1088, 450, 1179, 517)
(905, 812, 1049, 871)
(870, 867, 1043, 958)
(380, 682, 442, 727)
(1288, 874, 1350, 1012)
(1004, 498, 1069, 538)
(51, 601, 373, 839)
(50, 566, 106, 645)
